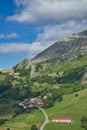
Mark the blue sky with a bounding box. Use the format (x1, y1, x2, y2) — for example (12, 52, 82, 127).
(0, 0, 87, 69)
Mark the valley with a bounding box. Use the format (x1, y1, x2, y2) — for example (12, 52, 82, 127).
(0, 29, 87, 130)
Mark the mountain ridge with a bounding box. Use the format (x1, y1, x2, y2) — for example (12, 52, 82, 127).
(32, 29, 87, 64)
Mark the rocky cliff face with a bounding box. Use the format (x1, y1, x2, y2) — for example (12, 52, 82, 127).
(13, 59, 31, 72)
(12, 29, 87, 77)
(32, 30, 87, 64)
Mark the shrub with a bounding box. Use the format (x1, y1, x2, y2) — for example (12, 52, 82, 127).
(80, 116, 87, 130)
(31, 124, 38, 130)
(75, 94, 78, 97)
(0, 119, 8, 126)
(6, 128, 10, 130)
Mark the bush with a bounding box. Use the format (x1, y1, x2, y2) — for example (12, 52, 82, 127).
(12, 114, 17, 119)
(0, 80, 12, 93)
(5, 86, 31, 100)
(43, 99, 54, 108)
(0, 119, 8, 126)
(6, 128, 10, 130)
(35, 63, 43, 72)
(75, 94, 78, 97)
(31, 124, 38, 130)
(80, 116, 87, 130)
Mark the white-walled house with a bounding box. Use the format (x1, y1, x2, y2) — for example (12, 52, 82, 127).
(19, 98, 43, 109)
(52, 117, 72, 123)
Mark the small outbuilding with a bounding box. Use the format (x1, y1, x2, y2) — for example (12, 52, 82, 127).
(52, 117, 72, 123)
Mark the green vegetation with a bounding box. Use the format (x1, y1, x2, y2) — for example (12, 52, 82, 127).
(13, 66, 31, 77)
(0, 119, 8, 126)
(0, 56, 87, 115)
(0, 109, 44, 130)
(35, 63, 43, 72)
(13, 59, 31, 77)
(80, 116, 87, 130)
(0, 54, 87, 130)
(0, 74, 13, 93)
(0, 88, 87, 130)
(44, 88, 87, 130)
(6, 128, 10, 130)
(31, 124, 38, 130)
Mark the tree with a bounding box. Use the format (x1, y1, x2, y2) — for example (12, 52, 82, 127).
(6, 128, 10, 130)
(35, 63, 42, 72)
(0, 79, 12, 94)
(43, 99, 54, 108)
(75, 94, 78, 97)
(80, 116, 87, 130)
(31, 124, 38, 130)
(0, 119, 7, 126)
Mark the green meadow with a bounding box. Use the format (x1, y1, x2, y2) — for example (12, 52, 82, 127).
(0, 88, 87, 130)
(45, 88, 87, 130)
(0, 110, 44, 130)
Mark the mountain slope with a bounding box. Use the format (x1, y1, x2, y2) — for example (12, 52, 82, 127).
(13, 59, 31, 70)
(32, 30, 87, 63)
(0, 30, 87, 130)
(13, 59, 31, 76)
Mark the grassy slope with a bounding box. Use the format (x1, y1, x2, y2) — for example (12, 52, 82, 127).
(0, 74, 6, 81)
(0, 88, 87, 130)
(48, 56, 87, 73)
(32, 56, 87, 93)
(0, 110, 44, 130)
(44, 88, 87, 130)
(0, 56, 87, 130)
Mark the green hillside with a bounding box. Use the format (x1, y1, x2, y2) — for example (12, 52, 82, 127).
(30, 56, 87, 97)
(45, 88, 87, 130)
(0, 56, 87, 116)
(0, 29, 87, 130)
(0, 88, 87, 130)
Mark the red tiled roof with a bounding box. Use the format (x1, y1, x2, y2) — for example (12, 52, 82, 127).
(52, 117, 72, 120)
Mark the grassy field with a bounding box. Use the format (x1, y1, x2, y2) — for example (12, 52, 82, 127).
(44, 88, 87, 130)
(48, 56, 87, 73)
(0, 88, 87, 130)
(0, 109, 44, 130)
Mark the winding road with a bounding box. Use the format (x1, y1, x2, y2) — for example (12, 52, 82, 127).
(39, 108, 49, 130)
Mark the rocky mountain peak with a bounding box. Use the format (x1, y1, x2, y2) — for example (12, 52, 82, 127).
(59, 34, 80, 42)
(32, 29, 87, 64)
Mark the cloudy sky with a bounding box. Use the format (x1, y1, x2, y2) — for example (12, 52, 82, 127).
(0, 0, 87, 68)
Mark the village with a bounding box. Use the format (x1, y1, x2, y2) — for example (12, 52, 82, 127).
(19, 98, 43, 109)
(19, 98, 73, 126)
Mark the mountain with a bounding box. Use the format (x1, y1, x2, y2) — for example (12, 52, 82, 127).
(13, 59, 31, 76)
(32, 29, 87, 64)
(1, 30, 87, 130)
(13, 59, 31, 71)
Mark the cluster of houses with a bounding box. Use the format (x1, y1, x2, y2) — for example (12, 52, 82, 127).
(52, 117, 73, 124)
(19, 98, 73, 124)
(19, 98, 43, 109)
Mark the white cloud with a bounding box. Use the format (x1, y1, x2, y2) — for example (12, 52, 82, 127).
(2, 0, 87, 59)
(36, 20, 87, 44)
(6, 33, 19, 38)
(6, 0, 87, 24)
(0, 33, 19, 39)
(0, 42, 49, 58)
(0, 20, 87, 58)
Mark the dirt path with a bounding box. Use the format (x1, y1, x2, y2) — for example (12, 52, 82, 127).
(39, 108, 49, 130)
